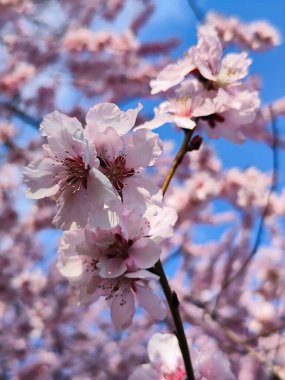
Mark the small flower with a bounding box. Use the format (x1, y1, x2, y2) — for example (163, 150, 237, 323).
(139, 91, 216, 131)
(128, 333, 236, 380)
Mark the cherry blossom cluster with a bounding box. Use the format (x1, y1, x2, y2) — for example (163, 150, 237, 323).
(23, 102, 178, 329)
(143, 25, 261, 144)
(205, 12, 281, 51)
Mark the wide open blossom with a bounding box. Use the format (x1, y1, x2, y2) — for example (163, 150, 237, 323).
(84, 102, 163, 215)
(128, 333, 236, 380)
(140, 90, 216, 131)
(141, 79, 260, 143)
(57, 206, 176, 328)
(57, 249, 166, 329)
(23, 111, 119, 230)
(198, 85, 260, 143)
(150, 26, 251, 95)
(58, 206, 177, 279)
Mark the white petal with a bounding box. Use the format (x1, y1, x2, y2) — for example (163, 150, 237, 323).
(135, 114, 173, 131)
(40, 111, 82, 137)
(86, 103, 142, 136)
(150, 58, 194, 94)
(125, 128, 162, 168)
(40, 111, 84, 157)
(171, 115, 196, 130)
(53, 187, 89, 230)
(129, 238, 161, 269)
(23, 157, 59, 199)
(57, 254, 92, 284)
(87, 168, 118, 206)
(125, 269, 159, 281)
(148, 333, 181, 372)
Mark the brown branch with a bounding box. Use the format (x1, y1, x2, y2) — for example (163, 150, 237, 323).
(155, 261, 195, 380)
(0, 102, 40, 128)
(243, 321, 285, 344)
(155, 129, 196, 380)
(162, 129, 194, 195)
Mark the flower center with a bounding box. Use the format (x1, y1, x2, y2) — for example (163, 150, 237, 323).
(55, 153, 90, 194)
(106, 233, 133, 260)
(98, 154, 135, 197)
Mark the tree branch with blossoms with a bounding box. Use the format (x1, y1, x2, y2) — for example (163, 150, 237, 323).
(152, 129, 196, 380)
(3, 1, 285, 379)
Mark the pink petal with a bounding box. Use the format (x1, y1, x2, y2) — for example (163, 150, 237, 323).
(40, 111, 84, 158)
(98, 257, 127, 278)
(125, 128, 162, 168)
(129, 238, 161, 269)
(53, 187, 89, 230)
(86, 102, 142, 136)
(171, 115, 196, 130)
(147, 333, 181, 372)
(125, 269, 159, 281)
(23, 157, 59, 199)
(137, 114, 173, 131)
(135, 284, 166, 320)
(110, 285, 135, 329)
(150, 58, 194, 94)
(87, 168, 118, 207)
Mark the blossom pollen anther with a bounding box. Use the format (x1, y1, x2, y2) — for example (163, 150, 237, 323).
(56, 154, 90, 194)
(98, 155, 135, 194)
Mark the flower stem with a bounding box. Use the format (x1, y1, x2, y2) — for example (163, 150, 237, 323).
(162, 129, 194, 195)
(156, 129, 195, 380)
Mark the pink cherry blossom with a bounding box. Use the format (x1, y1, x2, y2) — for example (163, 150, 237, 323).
(85, 102, 163, 214)
(23, 110, 119, 230)
(150, 26, 251, 95)
(57, 206, 176, 279)
(198, 86, 260, 143)
(57, 248, 166, 329)
(150, 52, 196, 95)
(140, 91, 216, 131)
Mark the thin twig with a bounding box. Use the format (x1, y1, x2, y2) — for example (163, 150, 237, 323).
(0, 102, 40, 128)
(162, 129, 194, 195)
(155, 129, 196, 380)
(243, 321, 285, 344)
